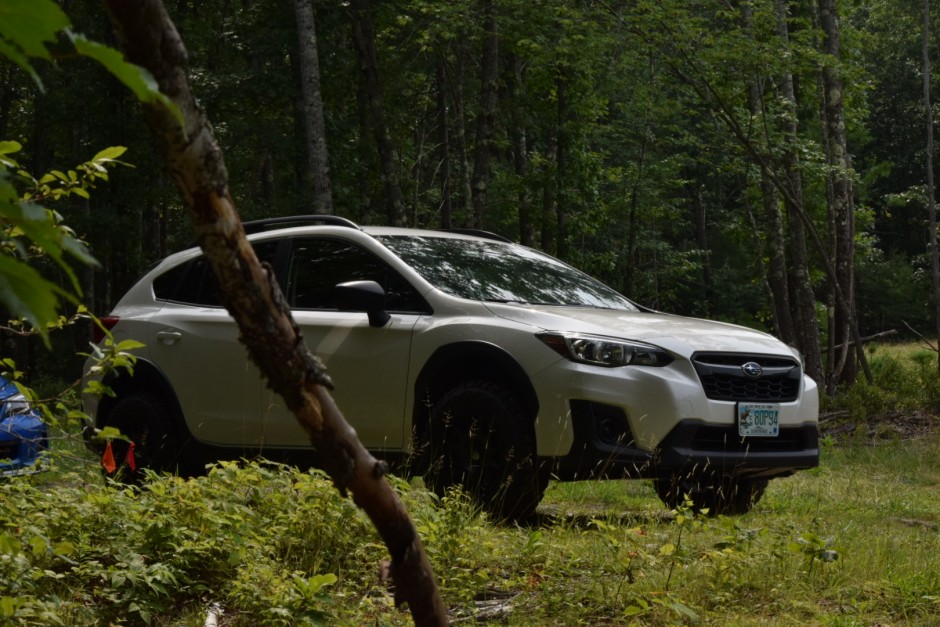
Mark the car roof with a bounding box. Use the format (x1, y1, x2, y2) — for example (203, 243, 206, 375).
(149, 221, 513, 277)
(238, 214, 510, 243)
(241, 223, 512, 246)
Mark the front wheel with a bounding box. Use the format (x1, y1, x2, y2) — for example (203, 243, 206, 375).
(423, 381, 548, 521)
(654, 472, 768, 516)
(103, 393, 182, 483)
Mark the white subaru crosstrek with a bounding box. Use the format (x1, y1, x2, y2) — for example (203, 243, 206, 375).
(84, 216, 819, 519)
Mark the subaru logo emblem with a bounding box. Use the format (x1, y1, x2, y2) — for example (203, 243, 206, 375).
(742, 361, 763, 378)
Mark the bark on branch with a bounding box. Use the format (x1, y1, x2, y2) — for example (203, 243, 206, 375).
(102, 2, 446, 624)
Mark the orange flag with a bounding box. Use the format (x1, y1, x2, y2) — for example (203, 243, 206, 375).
(101, 441, 117, 474)
(125, 442, 137, 472)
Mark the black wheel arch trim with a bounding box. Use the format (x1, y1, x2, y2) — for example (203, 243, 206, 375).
(95, 358, 190, 443)
(411, 341, 539, 449)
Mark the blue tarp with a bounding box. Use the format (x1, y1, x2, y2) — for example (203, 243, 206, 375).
(0, 376, 48, 477)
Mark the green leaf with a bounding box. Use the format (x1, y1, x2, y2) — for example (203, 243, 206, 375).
(307, 573, 338, 592)
(0, 596, 15, 618)
(29, 535, 48, 556)
(0, 141, 21, 157)
(69, 33, 184, 127)
(0, 254, 66, 346)
(114, 339, 146, 352)
(0, 140, 21, 168)
(92, 146, 128, 162)
(0, 0, 69, 58)
(0, 0, 71, 89)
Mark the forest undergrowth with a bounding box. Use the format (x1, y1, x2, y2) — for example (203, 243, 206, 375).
(0, 343, 937, 625)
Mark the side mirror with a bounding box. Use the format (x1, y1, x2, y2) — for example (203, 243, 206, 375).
(335, 280, 391, 328)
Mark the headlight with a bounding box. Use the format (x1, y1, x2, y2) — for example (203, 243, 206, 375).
(536, 332, 673, 367)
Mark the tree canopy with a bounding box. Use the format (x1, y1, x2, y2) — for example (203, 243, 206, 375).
(2, 0, 939, 390)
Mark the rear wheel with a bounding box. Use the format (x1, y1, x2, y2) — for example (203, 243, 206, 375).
(654, 471, 768, 516)
(424, 381, 548, 521)
(103, 393, 182, 483)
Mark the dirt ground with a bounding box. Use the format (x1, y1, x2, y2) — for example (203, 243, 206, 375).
(819, 409, 939, 442)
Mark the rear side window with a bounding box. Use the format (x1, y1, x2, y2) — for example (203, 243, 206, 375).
(153, 241, 281, 306)
(287, 238, 428, 313)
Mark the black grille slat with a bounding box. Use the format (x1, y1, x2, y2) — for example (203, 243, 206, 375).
(702, 375, 797, 401)
(692, 352, 801, 402)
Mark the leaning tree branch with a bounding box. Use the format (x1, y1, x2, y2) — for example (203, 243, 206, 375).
(101, 1, 446, 624)
(903, 320, 939, 354)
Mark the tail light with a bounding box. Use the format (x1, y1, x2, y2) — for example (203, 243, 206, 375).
(92, 316, 121, 344)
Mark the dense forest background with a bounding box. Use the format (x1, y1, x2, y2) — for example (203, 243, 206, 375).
(3, 0, 938, 393)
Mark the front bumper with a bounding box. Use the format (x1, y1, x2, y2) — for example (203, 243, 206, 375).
(550, 400, 819, 481)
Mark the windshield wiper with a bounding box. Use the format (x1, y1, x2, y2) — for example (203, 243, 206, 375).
(483, 298, 530, 305)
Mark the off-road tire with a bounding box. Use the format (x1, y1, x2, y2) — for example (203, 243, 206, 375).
(654, 472, 768, 516)
(424, 380, 548, 521)
(103, 393, 181, 483)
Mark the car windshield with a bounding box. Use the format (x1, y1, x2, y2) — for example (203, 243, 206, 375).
(377, 234, 638, 310)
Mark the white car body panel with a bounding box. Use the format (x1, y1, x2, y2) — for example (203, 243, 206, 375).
(261, 311, 419, 449)
(83, 222, 819, 513)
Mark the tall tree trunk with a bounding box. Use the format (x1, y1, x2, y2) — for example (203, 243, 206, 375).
(689, 176, 713, 315)
(102, 2, 446, 623)
(818, 0, 857, 387)
(0, 65, 14, 137)
(623, 84, 652, 297)
(435, 57, 453, 229)
(355, 72, 374, 223)
(508, 53, 533, 245)
(470, 0, 499, 229)
(555, 74, 568, 259)
(741, 2, 794, 344)
(349, 0, 405, 225)
(293, 0, 333, 214)
(924, 0, 940, 372)
(453, 40, 474, 226)
(776, 0, 823, 383)
(540, 133, 557, 251)
(259, 150, 276, 207)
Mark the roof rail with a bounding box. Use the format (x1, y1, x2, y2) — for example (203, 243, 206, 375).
(438, 228, 512, 243)
(243, 215, 361, 234)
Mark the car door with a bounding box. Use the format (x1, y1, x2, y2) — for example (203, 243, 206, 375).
(146, 240, 282, 446)
(259, 237, 425, 450)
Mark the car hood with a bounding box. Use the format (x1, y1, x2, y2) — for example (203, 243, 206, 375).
(483, 303, 796, 358)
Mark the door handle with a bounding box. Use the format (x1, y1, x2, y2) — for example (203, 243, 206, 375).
(156, 329, 182, 345)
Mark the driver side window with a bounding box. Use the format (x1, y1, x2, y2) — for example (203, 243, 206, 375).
(286, 238, 428, 313)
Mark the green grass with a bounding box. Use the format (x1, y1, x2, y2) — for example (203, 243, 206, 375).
(4, 343, 937, 624)
(1, 427, 936, 625)
(529, 433, 940, 625)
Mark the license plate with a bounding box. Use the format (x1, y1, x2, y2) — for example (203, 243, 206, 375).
(737, 403, 780, 437)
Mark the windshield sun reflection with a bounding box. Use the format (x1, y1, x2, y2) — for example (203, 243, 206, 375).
(377, 235, 638, 310)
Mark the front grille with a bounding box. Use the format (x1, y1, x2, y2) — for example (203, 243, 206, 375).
(692, 352, 801, 402)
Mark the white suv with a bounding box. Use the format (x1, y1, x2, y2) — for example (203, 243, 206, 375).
(84, 216, 819, 518)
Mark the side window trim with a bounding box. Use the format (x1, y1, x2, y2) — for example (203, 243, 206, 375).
(284, 236, 431, 314)
(153, 239, 285, 307)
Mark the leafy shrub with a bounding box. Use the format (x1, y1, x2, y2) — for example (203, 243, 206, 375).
(829, 344, 940, 420)
(0, 462, 381, 625)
